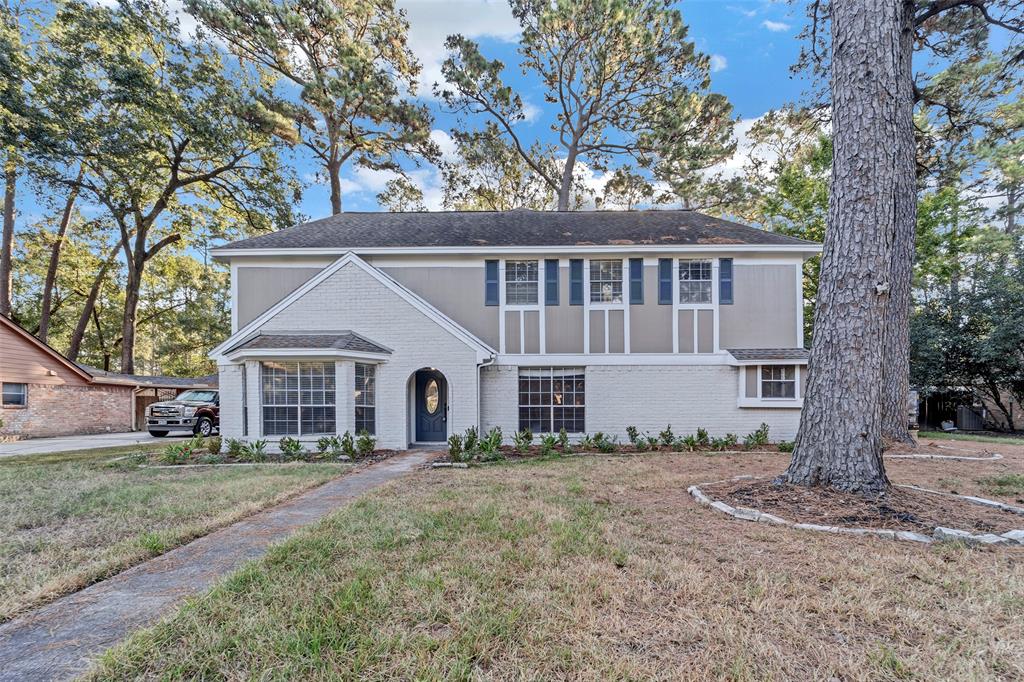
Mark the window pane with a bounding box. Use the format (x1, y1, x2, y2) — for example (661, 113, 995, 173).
(679, 259, 713, 304)
(589, 259, 623, 303)
(1, 383, 26, 406)
(354, 364, 376, 435)
(518, 368, 585, 433)
(505, 260, 539, 304)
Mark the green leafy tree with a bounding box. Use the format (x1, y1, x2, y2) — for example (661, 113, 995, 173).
(600, 166, 653, 210)
(32, 0, 296, 373)
(438, 0, 735, 211)
(187, 0, 439, 214)
(377, 177, 425, 212)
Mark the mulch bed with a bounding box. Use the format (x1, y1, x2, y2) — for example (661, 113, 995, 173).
(701, 478, 1023, 534)
(141, 449, 402, 467)
(442, 443, 786, 464)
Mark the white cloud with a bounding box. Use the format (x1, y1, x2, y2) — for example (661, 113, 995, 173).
(761, 20, 791, 32)
(710, 54, 728, 73)
(397, 0, 520, 98)
(429, 129, 458, 160)
(519, 100, 542, 124)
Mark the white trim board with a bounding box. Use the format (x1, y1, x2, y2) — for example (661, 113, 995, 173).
(210, 252, 497, 364)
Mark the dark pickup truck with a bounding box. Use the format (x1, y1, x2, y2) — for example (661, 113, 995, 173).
(146, 389, 219, 437)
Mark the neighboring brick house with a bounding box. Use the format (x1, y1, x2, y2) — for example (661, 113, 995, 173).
(0, 315, 216, 439)
(210, 211, 821, 452)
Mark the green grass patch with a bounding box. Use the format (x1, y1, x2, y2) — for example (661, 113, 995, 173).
(922, 431, 1024, 446)
(978, 474, 1024, 498)
(0, 447, 342, 621)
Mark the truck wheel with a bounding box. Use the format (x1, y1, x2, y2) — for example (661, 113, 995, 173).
(148, 430, 169, 437)
(194, 416, 214, 437)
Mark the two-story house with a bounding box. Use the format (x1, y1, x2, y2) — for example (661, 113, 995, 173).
(209, 211, 820, 450)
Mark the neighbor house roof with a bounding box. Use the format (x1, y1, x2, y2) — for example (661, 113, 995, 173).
(227, 332, 391, 355)
(79, 364, 219, 389)
(0, 315, 94, 382)
(727, 348, 810, 364)
(214, 210, 819, 253)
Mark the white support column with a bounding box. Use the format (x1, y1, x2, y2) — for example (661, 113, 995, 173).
(583, 258, 591, 354)
(498, 260, 506, 354)
(337, 360, 356, 435)
(622, 259, 631, 354)
(712, 259, 721, 353)
(672, 258, 680, 354)
(246, 360, 261, 438)
(539, 260, 547, 354)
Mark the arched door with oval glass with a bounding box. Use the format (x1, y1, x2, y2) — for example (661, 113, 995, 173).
(415, 369, 448, 442)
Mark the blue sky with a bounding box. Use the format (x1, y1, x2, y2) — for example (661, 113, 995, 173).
(301, 0, 810, 216)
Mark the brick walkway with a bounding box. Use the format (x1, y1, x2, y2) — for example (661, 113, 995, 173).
(0, 450, 434, 681)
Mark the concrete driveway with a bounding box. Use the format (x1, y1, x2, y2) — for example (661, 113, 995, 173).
(0, 431, 190, 457)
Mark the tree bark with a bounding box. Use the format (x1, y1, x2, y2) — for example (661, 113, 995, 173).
(120, 261, 142, 374)
(556, 148, 579, 212)
(880, 1, 919, 447)
(328, 158, 342, 215)
(0, 160, 16, 319)
(38, 171, 83, 343)
(67, 242, 120, 362)
(781, 0, 913, 494)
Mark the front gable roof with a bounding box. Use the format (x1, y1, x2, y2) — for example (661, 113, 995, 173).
(210, 252, 496, 363)
(213, 210, 820, 253)
(0, 315, 94, 382)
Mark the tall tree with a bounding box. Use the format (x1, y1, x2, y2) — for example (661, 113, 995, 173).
(377, 177, 425, 212)
(780, 0, 915, 493)
(187, 0, 438, 214)
(600, 166, 654, 210)
(35, 0, 296, 373)
(438, 0, 734, 211)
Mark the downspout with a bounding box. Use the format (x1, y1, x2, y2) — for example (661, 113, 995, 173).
(477, 354, 496, 435)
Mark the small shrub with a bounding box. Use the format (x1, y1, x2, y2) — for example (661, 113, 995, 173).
(539, 433, 558, 457)
(207, 436, 222, 454)
(557, 427, 570, 450)
(744, 422, 770, 448)
(696, 427, 710, 446)
(626, 425, 641, 446)
(317, 435, 342, 455)
(677, 434, 699, 452)
(710, 437, 730, 452)
(463, 426, 479, 453)
(777, 440, 795, 453)
(340, 431, 356, 458)
(476, 426, 504, 461)
(592, 432, 618, 453)
(240, 439, 268, 463)
(579, 434, 595, 451)
(723, 433, 739, 447)
(278, 436, 304, 460)
(512, 428, 534, 453)
(356, 430, 376, 457)
(659, 425, 674, 447)
(644, 434, 660, 451)
(448, 433, 464, 461)
(160, 443, 190, 465)
(225, 438, 245, 458)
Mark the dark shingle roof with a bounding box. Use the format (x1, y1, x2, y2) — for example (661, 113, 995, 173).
(78, 364, 219, 388)
(728, 348, 810, 362)
(228, 332, 390, 355)
(218, 210, 818, 251)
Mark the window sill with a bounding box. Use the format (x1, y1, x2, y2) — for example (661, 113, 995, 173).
(737, 398, 803, 409)
(1, 404, 27, 410)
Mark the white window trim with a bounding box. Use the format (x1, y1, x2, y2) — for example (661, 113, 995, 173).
(588, 258, 625, 306)
(259, 361, 338, 437)
(673, 258, 720, 355)
(737, 364, 803, 408)
(354, 362, 376, 435)
(677, 258, 715, 307)
(1, 382, 27, 408)
(503, 259, 541, 309)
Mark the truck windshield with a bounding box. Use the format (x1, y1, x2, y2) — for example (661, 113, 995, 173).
(176, 390, 217, 402)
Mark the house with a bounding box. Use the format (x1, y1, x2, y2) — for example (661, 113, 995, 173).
(0, 315, 216, 439)
(209, 210, 821, 451)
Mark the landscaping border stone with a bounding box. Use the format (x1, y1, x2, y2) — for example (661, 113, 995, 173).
(688, 476, 1024, 547)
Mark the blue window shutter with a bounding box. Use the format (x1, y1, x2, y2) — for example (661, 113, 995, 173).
(569, 259, 583, 305)
(629, 258, 643, 304)
(658, 258, 672, 305)
(545, 259, 559, 305)
(484, 260, 499, 306)
(719, 258, 734, 305)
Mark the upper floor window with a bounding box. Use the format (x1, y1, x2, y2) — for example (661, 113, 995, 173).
(505, 260, 538, 305)
(590, 259, 622, 303)
(761, 365, 796, 399)
(679, 259, 712, 304)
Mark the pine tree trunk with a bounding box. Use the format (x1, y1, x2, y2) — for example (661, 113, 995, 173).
(782, 0, 913, 494)
(68, 242, 120, 362)
(0, 161, 16, 319)
(556, 148, 578, 212)
(120, 266, 140, 374)
(39, 174, 82, 343)
(880, 1, 918, 447)
(329, 159, 342, 215)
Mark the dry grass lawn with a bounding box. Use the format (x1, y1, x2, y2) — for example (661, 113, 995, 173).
(0, 447, 345, 622)
(90, 439, 1024, 681)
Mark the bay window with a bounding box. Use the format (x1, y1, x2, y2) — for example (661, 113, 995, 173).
(354, 363, 376, 435)
(261, 361, 336, 436)
(518, 368, 585, 433)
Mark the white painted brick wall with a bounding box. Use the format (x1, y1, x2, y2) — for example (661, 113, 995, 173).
(230, 261, 480, 450)
(479, 363, 801, 443)
(218, 364, 243, 440)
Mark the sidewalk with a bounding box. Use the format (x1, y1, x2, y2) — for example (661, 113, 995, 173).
(0, 449, 434, 681)
(0, 431, 173, 457)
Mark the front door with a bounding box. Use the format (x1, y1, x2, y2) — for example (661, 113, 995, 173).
(415, 370, 447, 442)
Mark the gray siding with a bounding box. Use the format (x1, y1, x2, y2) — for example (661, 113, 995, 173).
(697, 309, 715, 354)
(678, 310, 695, 353)
(237, 267, 322, 328)
(382, 266, 499, 348)
(523, 311, 540, 354)
(629, 266, 672, 353)
(589, 310, 605, 353)
(608, 310, 625, 353)
(505, 311, 521, 354)
(545, 266, 584, 353)
(719, 264, 799, 349)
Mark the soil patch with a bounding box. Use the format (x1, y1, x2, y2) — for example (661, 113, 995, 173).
(701, 478, 1023, 534)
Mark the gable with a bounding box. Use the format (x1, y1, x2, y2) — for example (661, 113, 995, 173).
(0, 321, 92, 386)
